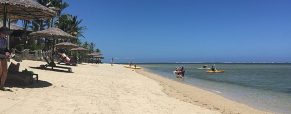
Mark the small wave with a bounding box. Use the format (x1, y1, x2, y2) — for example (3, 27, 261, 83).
(211, 90, 222, 94)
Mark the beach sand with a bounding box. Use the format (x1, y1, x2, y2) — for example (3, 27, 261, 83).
(0, 60, 219, 114)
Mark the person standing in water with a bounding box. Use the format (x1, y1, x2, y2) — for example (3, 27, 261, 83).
(111, 57, 114, 66)
(211, 65, 216, 71)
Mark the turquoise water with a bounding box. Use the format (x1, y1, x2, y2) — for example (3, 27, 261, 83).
(139, 63, 291, 113)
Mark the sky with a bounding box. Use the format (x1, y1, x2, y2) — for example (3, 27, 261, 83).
(64, 0, 291, 63)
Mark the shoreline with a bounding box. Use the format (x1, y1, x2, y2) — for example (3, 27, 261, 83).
(135, 68, 271, 114)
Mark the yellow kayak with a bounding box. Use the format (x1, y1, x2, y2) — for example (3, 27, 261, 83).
(124, 65, 141, 69)
(207, 70, 225, 73)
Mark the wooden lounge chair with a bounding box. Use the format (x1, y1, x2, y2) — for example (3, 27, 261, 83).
(7, 62, 38, 85)
(57, 56, 77, 66)
(41, 56, 73, 72)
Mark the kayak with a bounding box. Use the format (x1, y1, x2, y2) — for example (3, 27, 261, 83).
(124, 65, 141, 69)
(206, 70, 225, 73)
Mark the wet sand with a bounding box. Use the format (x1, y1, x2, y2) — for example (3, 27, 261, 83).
(136, 68, 271, 114)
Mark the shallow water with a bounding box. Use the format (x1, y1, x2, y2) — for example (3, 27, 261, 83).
(139, 63, 291, 113)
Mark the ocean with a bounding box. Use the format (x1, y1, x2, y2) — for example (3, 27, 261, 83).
(139, 63, 291, 113)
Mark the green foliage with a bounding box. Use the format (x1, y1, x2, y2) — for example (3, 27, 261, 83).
(18, 0, 102, 55)
(56, 14, 86, 38)
(95, 48, 101, 53)
(15, 44, 24, 51)
(27, 43, 42, 51)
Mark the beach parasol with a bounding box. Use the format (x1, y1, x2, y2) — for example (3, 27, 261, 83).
(71, 47, 88, 51)
(55, 42, 78, 49)
(71, 47, 88, 63)
(29, 27, 76, 39)
(29, 28, 76, 60)
(0, 0, 56, 28)
(0, 0, 56, 21)
(93, 55, 104, 59)
(87, 52, 101, 56)
(0, 0, 56, 49)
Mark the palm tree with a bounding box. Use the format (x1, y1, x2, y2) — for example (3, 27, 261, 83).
(56, 14, 86, 38)
(37, 0, 68, 15)
(89, 42, 95, 53)
(82, 41, 89, 49)
(95, 49, 101, 53)
(35, 0, 69, 28)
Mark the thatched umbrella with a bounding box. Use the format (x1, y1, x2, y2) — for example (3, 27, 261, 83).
(55, 42, 78, 49)
(29, 27, 76, 39)
(0, 0, 56, 49)
(29, 28, 76, 61)
(71, 47, 88, 63)
(71, 47, 88, 51)
(0, 0, 56, 21)
(87, 52, 101, 56)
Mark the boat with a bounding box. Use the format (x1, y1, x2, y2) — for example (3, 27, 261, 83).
(206, 70, 225, 73)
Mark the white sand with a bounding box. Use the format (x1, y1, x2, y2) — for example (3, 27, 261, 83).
(0, 60, 219, 114)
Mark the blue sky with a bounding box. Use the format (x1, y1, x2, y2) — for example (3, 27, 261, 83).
(64, 0, 291, 63)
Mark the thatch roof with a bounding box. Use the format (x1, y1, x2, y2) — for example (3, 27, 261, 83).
(71, 47, 88, 51)
(0, 0, 56, 20)
(88, 52, 102, 56)
(29, 27, 76, 39)
(93, 55, 104, 58)
(56, 42, 78, 48)
(0, 23, 23, 30)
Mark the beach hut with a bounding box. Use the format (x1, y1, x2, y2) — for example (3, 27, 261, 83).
(0, 23, 30, 50)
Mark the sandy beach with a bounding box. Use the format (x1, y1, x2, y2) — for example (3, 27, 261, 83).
(0, 60, 219, 114)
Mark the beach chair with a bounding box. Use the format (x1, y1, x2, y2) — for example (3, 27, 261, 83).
(57, 55, 77, 66)
(7, 62, 38, 85)
(41, 56, 73, 72)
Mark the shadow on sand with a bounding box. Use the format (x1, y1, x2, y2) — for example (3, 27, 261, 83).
(29, 66, 73, 73)
(5, 80, 53, 89)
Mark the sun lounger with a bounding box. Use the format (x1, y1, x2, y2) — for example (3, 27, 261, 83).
(57, 56, 77, 66)
(7, 63, 38, 85)
(41, 56, 73, 72)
